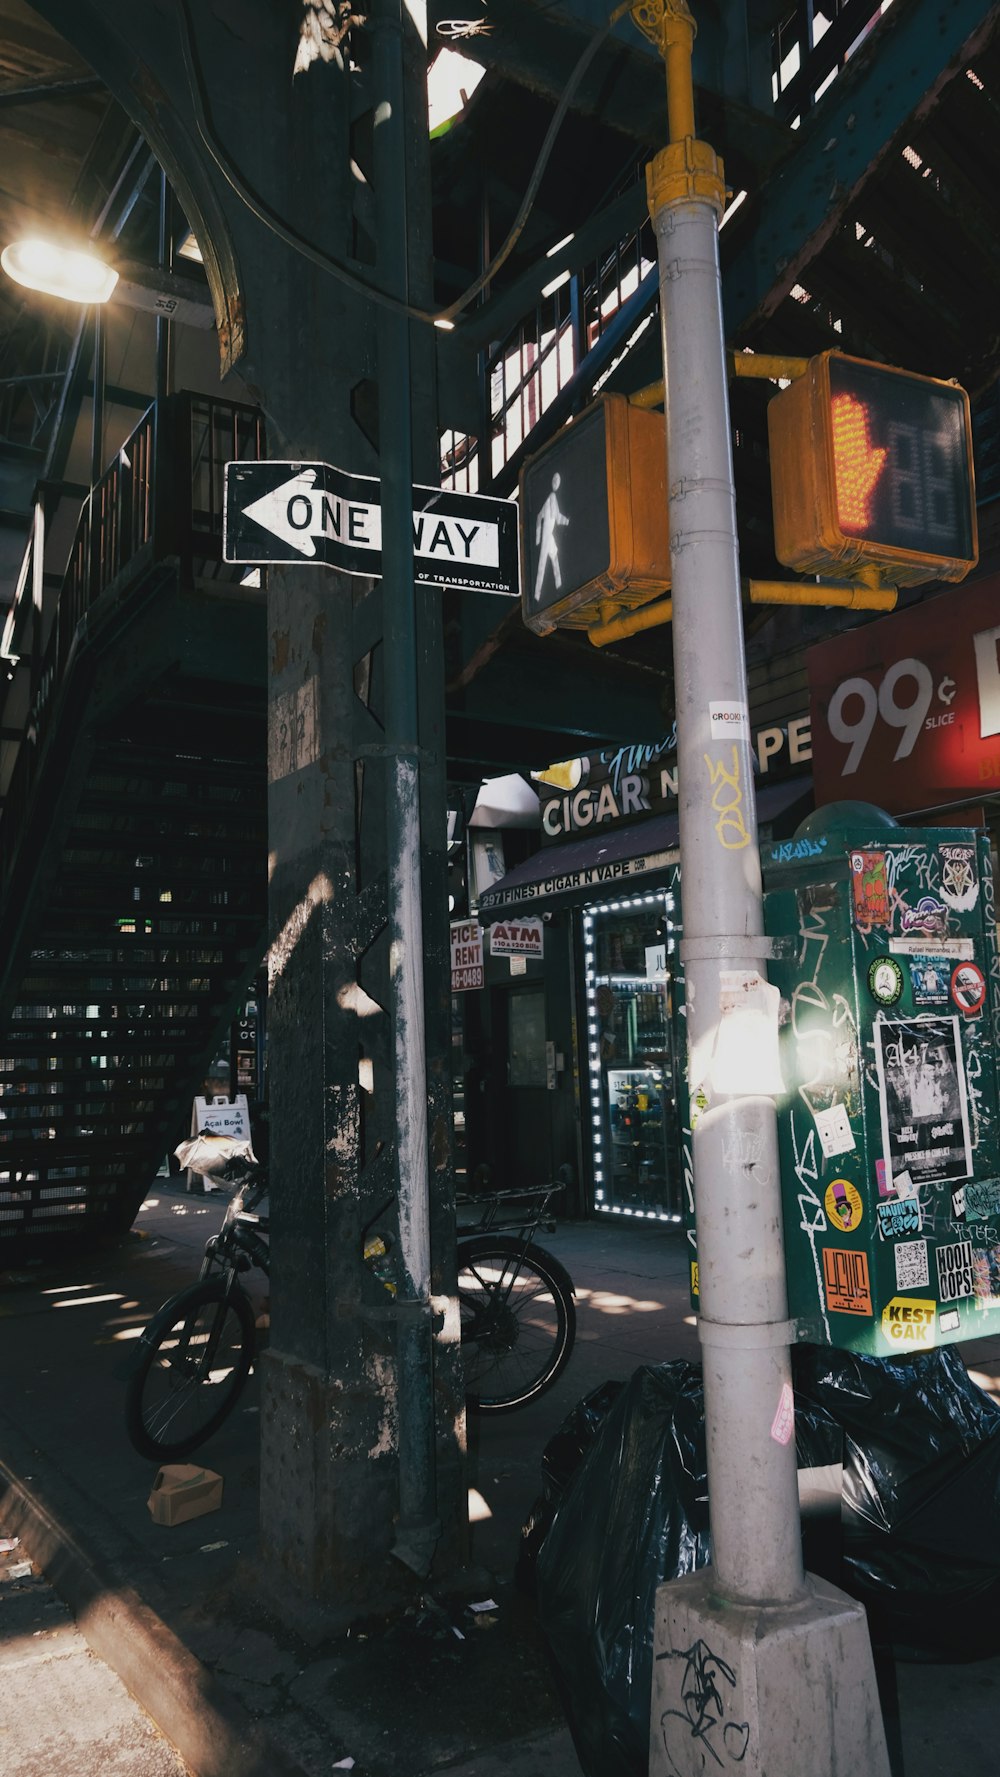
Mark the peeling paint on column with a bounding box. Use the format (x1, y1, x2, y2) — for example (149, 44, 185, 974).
(365, 1352, 399, 1460)
(391, 757, 431, 1299)
(268, 871, 333, 981)
(270, 676, 320, 779)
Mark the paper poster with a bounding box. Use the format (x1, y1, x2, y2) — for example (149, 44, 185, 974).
(814, 1103, 855, 1159)
(850, 850, 889, 928)
(965, 1180, 1000, 1222)
(876, 1197, 922, 1240)
(909, 956, 950, 1005)
(881, 1297, 936, 1348)
(821, 1247, 872, 1316)
(873, 1015, 972, 1190)
(889, 936, 973, 960)
(824, 1178, 863, 1232)
(936, 1239, 974, 1303)
(938, 842, 978, 912)
(893, 1239, 929, 1291)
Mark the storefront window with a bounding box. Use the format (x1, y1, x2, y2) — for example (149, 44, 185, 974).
(582, 886, 685, 1221)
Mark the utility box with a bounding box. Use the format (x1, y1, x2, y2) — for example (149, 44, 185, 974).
(762, 807, 1000, 1354)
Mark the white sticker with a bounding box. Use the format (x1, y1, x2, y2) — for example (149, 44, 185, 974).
(939, 1309, 961, 1334)
(936, 1239, 974, 1303)
(709, 700, 750, 740)
(889, 937, 974, 960)
(894, 1170, 917, 1200)
(814, 1104, 855, 1159)
(894, 1239, 929, 1291)
(770, 1381, 795, 1446)
(719, 968, 769, 1014)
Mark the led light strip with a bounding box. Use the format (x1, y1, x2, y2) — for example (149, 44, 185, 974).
(582, 889, 682, 1225)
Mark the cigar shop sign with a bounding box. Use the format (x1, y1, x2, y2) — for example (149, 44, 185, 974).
(538, 716, 812, 842)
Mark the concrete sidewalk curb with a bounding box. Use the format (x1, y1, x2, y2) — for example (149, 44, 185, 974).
(0, 1423, 310, 1777)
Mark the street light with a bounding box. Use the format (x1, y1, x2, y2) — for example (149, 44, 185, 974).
(0, 236, 119, 304)
(1, 234, 213, 327)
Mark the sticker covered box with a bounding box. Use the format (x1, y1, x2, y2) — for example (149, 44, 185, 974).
(762, 814, 1000, 1355)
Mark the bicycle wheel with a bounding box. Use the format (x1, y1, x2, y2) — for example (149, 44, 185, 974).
(125, 1276, 256, 1461)
(458, 1236, 575, 1414)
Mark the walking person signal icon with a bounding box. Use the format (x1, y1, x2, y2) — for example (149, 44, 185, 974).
(533, 473, 569, 605)
(519, 393, 671, 636)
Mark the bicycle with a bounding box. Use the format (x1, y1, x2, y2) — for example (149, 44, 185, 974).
(124, 1152, 270, 1462)
(126, 1161, 576, 1460)
(457, 1181, 576, 1415)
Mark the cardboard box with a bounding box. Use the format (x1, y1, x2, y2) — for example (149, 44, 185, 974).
(147, 1463, 224, 1527)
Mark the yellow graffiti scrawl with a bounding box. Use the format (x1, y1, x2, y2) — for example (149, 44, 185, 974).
(704, 746, 751, 851)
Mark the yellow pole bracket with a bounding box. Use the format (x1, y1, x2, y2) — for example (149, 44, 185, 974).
(587, 596, 674, 647)
(747, 575, 898, 613)
(631, 0, 697, 140)
(632, 0, 726, 217)
(730, 352, 809, 382)
(629, 352, 810, 410)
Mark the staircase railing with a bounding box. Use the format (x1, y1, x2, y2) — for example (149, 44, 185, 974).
(0, 392, 265, 884)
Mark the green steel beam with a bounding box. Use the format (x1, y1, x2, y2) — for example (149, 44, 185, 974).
(722, 0, 1000, 339)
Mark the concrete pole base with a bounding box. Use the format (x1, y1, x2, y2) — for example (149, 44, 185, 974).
(650, 1569, 890, 1777)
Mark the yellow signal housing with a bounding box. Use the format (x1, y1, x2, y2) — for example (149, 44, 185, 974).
(768, 350, 978, 588)
(520, 393, 671, 635)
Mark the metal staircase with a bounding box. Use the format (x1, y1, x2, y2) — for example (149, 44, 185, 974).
(0, 394, 267, 1246)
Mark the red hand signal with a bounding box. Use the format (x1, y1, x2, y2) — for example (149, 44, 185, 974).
(831, 393, 887, 531)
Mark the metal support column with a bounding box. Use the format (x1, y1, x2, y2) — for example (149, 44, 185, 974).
(633, 3, 891, 1771)
(370, 0, 440, 1578)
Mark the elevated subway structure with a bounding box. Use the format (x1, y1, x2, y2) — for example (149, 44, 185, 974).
(0, 0, 999, 1617)
(0, 2, 998, 1238)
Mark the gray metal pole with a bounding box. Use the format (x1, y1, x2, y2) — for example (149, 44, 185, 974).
(640, 9, 889, 1771)
(371, 0, 440, 1577)
(652, 184, 804, 1605)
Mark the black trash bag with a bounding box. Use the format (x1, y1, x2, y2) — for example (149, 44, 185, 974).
(534, 1362, 842, 1777)
(517, 1379, 625, 1595)
(794, 1342, 1000, 1659)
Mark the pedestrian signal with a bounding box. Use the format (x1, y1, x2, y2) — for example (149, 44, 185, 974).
(768, 352, 977, 586)
(519, 393, 670, 635)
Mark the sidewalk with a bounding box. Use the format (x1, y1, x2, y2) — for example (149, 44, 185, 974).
(1, 1182, 999, 1774)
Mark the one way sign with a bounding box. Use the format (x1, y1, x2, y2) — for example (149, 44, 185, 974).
(224, 460, 519, 596)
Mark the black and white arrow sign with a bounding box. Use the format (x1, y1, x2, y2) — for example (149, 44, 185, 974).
(224, 460, 519, 596)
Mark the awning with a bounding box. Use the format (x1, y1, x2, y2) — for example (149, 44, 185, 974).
(477, 777, 813, 917)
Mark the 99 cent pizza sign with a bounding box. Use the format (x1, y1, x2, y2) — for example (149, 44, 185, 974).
(807, 576, 1000, 813)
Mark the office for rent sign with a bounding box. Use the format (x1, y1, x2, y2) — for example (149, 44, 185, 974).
(450, 919, 484, 991)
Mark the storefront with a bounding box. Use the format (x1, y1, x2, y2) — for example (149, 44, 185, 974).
(476, 741, 813, 1222)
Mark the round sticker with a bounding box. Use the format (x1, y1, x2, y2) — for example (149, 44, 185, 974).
(951, 960, 986, 1016)
(867, 956, 903, 1006)
(824, 1177, 863, 1233)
